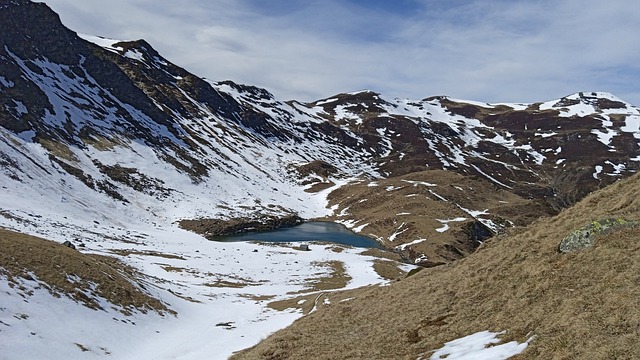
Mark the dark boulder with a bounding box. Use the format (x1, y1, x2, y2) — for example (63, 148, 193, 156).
(62, 240, 76, 250)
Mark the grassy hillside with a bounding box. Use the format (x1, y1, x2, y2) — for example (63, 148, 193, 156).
(0, 228, 170, 315)
(322, 170, 556, 265)
(232, 172, 640, 359)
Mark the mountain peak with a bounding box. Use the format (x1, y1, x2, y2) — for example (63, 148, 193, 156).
(536, 91, 633, 114)
(79, 34, 167, 68)
(0, 0, 81, 63)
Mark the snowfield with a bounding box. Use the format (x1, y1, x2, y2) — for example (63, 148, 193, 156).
(423, 330, 532, 360)
(0, 215, 400, 359)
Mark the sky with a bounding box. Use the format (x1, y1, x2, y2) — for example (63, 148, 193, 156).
(41, 0, 640, 105)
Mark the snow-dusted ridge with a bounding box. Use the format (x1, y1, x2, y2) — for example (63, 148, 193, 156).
(77, 33, 125, 53)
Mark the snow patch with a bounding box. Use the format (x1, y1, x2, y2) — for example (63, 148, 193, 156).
(402, 179, 437, 187)
(352, 223, 369, 233)
(78, 33, 125, 53)
(12, 100, 27, 114)
(424, 330, 532, 360)
(428, 189, 448, 202)
(435, 217, 467, 233)
(315, 97, 338, 105)
(592, 128, 618, 146)
(605, 161, 625, 175)
(396, 238, 427, 250)
(593, 165, 603, 179)
(470, 164, 513, 189)
(0, 75, 14, 87)
(123, 49, 145, 61)
(534, 131, 558, 138)
(389, 223, 409, 242)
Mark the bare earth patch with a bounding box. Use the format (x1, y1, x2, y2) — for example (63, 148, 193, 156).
(288, 260, 351, 295)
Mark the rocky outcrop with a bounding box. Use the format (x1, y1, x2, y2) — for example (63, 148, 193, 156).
(559, 218, 638, 253)
(178, 215, 304, 238)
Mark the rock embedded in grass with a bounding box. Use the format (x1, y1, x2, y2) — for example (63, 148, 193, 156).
(559, 218, 638, 253)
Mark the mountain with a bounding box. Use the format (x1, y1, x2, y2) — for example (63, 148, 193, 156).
(2, 0, 640, 265)
(2, 0, 640, 358)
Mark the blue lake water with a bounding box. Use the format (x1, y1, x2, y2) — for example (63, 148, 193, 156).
(212, 221, 381, 249)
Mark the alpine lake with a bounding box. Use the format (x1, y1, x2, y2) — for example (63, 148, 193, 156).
(211, 221, 382, 249)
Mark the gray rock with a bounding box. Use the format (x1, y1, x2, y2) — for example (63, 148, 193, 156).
(62, 240, 76, 250)
(558, 228, 596, 253)
(559, 218, 637, 253)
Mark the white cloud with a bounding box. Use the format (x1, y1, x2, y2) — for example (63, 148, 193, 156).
(42, 0, 640, 105)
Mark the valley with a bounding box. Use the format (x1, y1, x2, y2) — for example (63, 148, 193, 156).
(1, 1, 640, 359)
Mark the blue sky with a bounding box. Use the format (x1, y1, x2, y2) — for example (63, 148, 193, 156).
(42, 0, 640, 105)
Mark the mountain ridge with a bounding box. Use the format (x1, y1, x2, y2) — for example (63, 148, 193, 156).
(2, 0, 640, 264)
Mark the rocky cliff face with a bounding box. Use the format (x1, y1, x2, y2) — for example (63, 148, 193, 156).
(2, 0, 640, 263)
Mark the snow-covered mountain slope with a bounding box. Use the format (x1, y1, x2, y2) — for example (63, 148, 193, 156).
(2, 1, 640, 358)
(2, 0, 640, 233)
(0, 0, 377, 226)
(309, 90, 640, 207)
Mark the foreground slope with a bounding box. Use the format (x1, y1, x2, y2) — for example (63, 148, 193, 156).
(232, 172, 640, 359)
(0, 228, 169, 314)
(0, 224, 409, 359)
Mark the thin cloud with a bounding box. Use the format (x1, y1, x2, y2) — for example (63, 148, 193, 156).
(42, 0, 640, 105)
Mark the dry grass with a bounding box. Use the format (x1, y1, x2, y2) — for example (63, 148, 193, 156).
(360, 247, 405, 262)
(0, 228, 170, 315)
(240, 294, 276, 302)
(322, 169, 554, 264)
(38, 139, 79, 163)
(110, 249, 186, 260)
(202, 280, 254, 289)
(160, 265, 185, 272)
(371, 259, 407, 281)
(303, 181, 336, 193)
(268, 293, 324, 315)
(288, 261, 351, 295)
(82, 134, 125, 151)
(232, 173, 640, 360)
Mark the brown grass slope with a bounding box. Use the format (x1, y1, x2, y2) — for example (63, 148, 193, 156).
(232, 172, 640, 360)
(0, 229, 170, 315)
(323, 170, 555, 264)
